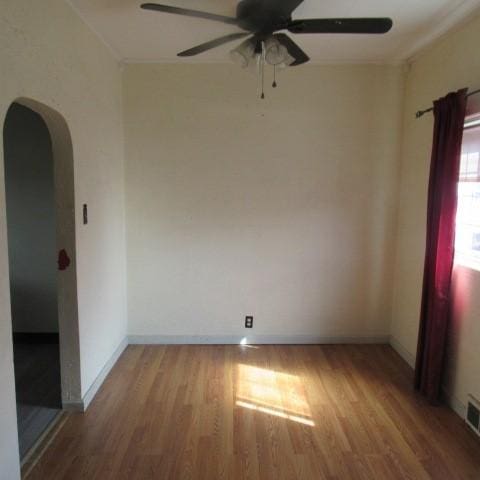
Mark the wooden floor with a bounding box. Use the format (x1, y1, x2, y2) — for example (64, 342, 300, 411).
(26, 345, 480, 479)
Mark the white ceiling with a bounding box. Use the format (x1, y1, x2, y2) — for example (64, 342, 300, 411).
(68, 0, 480, 64)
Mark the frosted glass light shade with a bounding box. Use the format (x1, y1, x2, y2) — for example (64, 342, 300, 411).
(264, 37, 294, 67)
(229, 38, 255, 68)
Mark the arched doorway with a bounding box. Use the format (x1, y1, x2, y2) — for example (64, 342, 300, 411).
(2, 99, 81, 460)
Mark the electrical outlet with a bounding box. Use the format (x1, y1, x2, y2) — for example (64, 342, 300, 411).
(245, 316, 253, 328)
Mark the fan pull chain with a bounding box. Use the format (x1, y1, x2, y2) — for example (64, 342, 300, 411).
(256, 53, 262, 98)
(272, 65, 277, 88)
(261, 41, 266, 99)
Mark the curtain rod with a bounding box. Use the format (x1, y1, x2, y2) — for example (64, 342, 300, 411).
(415, 88, 480, 118)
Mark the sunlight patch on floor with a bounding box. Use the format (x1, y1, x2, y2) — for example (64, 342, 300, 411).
(236, 400, 315, 426)
(235, 364, 314, 426)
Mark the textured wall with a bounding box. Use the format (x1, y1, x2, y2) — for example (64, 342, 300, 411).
(391, 12, 480, 412)
(0, 1, 128, 477)
(124, 63, 404, 341)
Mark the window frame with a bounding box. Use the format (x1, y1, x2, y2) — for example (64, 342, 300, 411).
(454, 113, 480, 270)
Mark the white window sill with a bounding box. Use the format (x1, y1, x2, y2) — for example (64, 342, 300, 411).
(454, 253, 480, 273)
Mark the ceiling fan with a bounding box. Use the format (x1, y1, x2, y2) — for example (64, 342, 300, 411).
(141, 0, 393, 96)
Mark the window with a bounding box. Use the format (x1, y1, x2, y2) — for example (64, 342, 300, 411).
(455, 115, 480, 268)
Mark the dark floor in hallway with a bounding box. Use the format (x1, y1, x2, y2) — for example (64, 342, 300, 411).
(13, 338, 62, 459)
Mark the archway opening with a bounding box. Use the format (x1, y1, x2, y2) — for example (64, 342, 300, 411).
(2, 99, 81, 461)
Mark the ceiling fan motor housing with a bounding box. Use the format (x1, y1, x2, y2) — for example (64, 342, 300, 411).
(236, 0, 291, 33)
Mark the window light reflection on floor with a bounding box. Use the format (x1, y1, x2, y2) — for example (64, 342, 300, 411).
(235, 364, 315, 426)
(239, 337, 259, 349)
(236, 400, 315, 426)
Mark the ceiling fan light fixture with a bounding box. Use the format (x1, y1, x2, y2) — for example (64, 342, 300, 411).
(264, 37, 294, 67)
(142, 2, 393, 98)
(230, 35, 295, 74)
(229, 38, 255, 68)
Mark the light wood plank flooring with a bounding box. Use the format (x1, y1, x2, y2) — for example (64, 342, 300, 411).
(26, 345, 480, 479)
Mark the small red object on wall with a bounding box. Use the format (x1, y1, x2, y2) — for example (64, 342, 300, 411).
(58, 249, 71, 271)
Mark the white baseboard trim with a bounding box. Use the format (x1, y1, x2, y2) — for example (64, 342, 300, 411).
(63, 337, 128, 412)
(59, 334, 469, 424)
(389, 336, 416, 368)
(128, 334, 390, 345)
(61, 334, 388, 412)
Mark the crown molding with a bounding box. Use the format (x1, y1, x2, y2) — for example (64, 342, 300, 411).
(121, 57, 401, 66)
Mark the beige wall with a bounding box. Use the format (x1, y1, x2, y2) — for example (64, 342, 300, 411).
(391, 12, 480, 414)
(0, 1, 127, 477)
(2, 3, 478, 478)
(124, 63, 404, 341)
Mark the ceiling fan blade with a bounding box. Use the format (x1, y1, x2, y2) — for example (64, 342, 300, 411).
(177, 33, 251, 57)
(274, 33, 309, 66)
(288, 18, 393, 34)
(141, 3, 238, 25)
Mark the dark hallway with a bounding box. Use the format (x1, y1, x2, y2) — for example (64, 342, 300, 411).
(13, 336, 61, 458)
(3, 103, 62, 459)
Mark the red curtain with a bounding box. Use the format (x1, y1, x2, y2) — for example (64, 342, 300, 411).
(414, 89, 468, 403)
